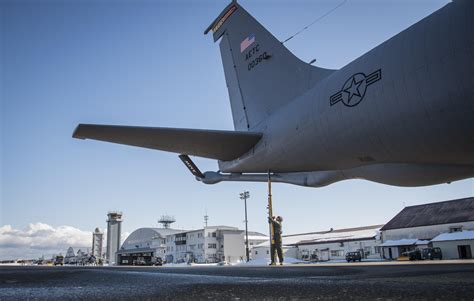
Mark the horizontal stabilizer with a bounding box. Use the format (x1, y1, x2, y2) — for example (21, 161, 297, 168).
(73, 124, 262, 161)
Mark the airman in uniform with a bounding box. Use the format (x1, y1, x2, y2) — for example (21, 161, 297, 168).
(269, 216, 283, 265)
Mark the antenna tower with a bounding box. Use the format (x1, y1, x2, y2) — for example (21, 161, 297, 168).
(204, 211, 209, 228)
(158, 215, 176, 229)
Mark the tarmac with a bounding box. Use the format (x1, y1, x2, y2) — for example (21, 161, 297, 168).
(1, 261, 474, 300)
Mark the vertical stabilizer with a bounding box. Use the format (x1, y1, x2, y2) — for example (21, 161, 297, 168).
(205, 2, 334, 130)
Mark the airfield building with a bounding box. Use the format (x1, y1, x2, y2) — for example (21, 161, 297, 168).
(117, 227, 181, 265)
(380, 197, 474, 259)
(91, 227, 104, 260)
(251, 225, 383, 262)
(166, 226, 244, 264)
(289, 225, 383, 261)
(106, 211, 123, 265)
(246, 231, 268, 249)
(116, 225, 265, 265)
(164, 226, 267, 264)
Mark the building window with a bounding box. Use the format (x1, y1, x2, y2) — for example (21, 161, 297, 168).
(208, 243, 217, 249)
(255, 251, 258, 255)
(374, 246, 381, 254)
(330, 250, 344, 257)
(212, 232, 217, 237)
(450, 226, 463, 233)
(364, 247, 372, 256)
(266, 250, 269, 255)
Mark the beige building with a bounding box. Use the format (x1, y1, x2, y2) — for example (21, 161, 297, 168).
(166, 226, 266, 264)
(381, 197, 474, 259)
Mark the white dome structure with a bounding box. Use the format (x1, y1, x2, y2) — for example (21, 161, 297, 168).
(117, 227, 182, 265)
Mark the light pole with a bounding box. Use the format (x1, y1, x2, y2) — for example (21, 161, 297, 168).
(240, 191, 250, 262)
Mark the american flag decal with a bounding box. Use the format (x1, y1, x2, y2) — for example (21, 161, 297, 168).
(240, 33, 255, 53)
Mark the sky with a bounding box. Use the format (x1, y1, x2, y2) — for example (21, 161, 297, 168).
(1, 0, 472, 259)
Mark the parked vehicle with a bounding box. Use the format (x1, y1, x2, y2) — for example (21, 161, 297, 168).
(54, 255, 64, 266)
(422, 248, 443, 260)
(346, 251, 362, 262)
(403, 249, 422, 261)
(301, 251, 319, 262)
(134, 259, 147, 266)
(154, 257, 163, 266)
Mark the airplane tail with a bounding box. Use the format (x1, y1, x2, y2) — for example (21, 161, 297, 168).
(205, 1, 335, 131)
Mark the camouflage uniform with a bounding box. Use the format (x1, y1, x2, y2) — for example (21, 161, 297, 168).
(269, 216, 283, 265)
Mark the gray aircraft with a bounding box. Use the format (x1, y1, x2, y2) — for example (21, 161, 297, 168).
(73, 0, 474, 188)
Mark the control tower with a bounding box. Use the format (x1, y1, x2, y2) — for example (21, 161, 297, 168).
(106, 211, 123, 265)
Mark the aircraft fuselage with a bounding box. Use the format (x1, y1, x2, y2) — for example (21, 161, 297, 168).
(219, 0, 474, 186)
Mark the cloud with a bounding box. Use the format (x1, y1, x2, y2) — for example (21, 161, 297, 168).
(0, 223, 92, 260)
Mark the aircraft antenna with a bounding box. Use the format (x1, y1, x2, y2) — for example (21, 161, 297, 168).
(281, 0, 347, 44)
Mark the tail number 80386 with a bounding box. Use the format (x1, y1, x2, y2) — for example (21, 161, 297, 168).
(248, 52, 269, 71)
